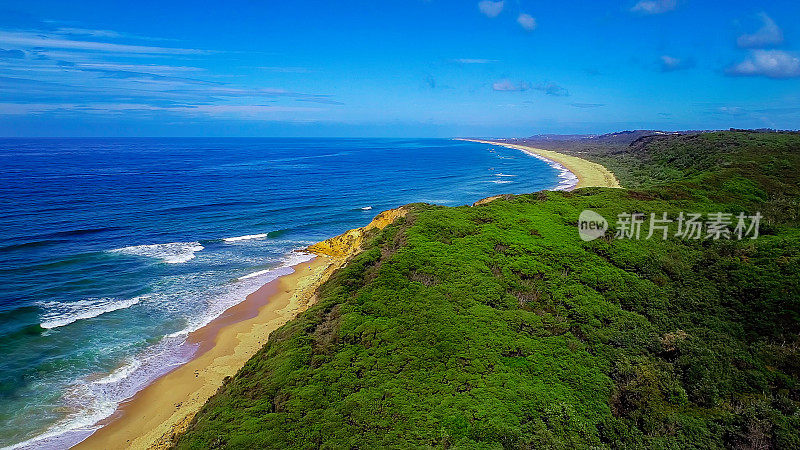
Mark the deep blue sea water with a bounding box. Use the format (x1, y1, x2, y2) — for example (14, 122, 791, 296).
(0, 138, 568, 448)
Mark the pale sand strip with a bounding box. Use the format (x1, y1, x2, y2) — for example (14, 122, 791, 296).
(75, 255, 340, 450)
(458, 139, 621, 189)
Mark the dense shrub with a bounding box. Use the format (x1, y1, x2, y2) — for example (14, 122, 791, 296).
(177, 132, 800, 449)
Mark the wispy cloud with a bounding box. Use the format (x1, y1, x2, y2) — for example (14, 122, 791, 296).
(534, 82, 569, 96)
(516, 14, 536, 31)
(715, 106, 747, 116)
(630, 0, 677, 15)
(295, 98, 344, 105)
(74, 62, 206, 74)
(257, 66, 313, 73)
(0, 102, 320, 117)
(0, 23, 339, 120)
(492, 79, 530, 91)
(492, 80, 569, 96)
(425, 74, 437, 89)
(570, 102, 605, 108)
(660, 55, 694, 72)
(452, 58, 497, 64)
(48, 25, 177, 42)
(478, 1, 504, 18)
(0, 30, 207, 55)
(737, 13, 783, 49)
(0, 48, 25, 59)
(56, 27, 125, 38)
(726, 50, 800, 79)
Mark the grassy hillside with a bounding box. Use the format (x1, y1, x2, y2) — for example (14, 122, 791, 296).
(176, 132, 800, 449)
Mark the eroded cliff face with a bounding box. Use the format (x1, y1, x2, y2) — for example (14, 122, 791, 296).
(472, 194, 515, 207)
(307, 206, 409, 258)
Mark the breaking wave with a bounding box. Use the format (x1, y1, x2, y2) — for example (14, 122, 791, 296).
(39, 296, 147, 330)
(109, 242, 204, 264)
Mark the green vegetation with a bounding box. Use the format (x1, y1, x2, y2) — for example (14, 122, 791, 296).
(177, 132, 800, 449)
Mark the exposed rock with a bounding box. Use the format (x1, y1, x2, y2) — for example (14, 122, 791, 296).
(306, 206, 409, 258)
(472, 194, 514, 207)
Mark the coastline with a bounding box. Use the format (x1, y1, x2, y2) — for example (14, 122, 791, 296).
(457, 138, 621, 189)
(60, 143, 603, 449)
(74, 254, 338, 450)
(73, 206, 406, 449)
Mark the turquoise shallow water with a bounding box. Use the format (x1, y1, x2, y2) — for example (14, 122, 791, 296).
(0, 138, 567, 448)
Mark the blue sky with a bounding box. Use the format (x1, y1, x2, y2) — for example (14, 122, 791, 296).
(0, 0, 799, 137)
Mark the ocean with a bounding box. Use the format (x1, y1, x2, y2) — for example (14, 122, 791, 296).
(0, 138, 569, 448)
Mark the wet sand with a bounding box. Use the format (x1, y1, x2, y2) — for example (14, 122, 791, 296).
(457, 138, 621, 189)
(75, 255, 336, 449)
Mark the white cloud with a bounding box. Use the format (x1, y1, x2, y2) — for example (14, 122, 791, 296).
(727, 50, 800, 79)
(491, 80, 569, 96)
(478, 1, 504, 18)
(0, 24, 339, 120)
(0, 30, 206, 55)
(661, 55, 681, 68)
(660, 55, 694, 72)
(630, 0, 677, 15)
(492, 79, 530, 91)
(57, 28, 124, 38)
(0, 102, 320, 117)
(737, 13, 783, 49)
(534, 82, 569, 96)
(453, 58, 497, 64)
(717, 106, 746, 116)
(570, 103, 605, 108)
(517, 14, 537, 31)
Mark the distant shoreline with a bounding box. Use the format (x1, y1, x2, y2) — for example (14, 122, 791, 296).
(457, 138, 621, 189)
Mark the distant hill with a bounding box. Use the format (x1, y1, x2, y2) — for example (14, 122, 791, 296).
(511, 130, 677, 146)
(503, 130, 689, 157)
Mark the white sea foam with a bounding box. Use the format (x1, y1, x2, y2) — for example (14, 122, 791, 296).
(170, 250, 315, 337)
(223, 233, 269, 243)
(15, 249, 317, 449)
(237, 268, 273, 280)
(93, 358, 142, 385)
(110, 242, 204, 264)
(514, 148, 579, 191)
(5, 336, 193, 450)
(494, 173, 516, 177)
(235, 251, 315, 282)
(38, 296, 146, 329)
(4, 393, 117, 450)
(282, 250, 316, 267)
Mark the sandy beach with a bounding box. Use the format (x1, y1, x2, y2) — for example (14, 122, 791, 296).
(75, 255, 338, 450)
(458, 139, 621, 189)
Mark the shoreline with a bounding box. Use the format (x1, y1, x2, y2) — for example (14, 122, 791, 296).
(74, 254, 338, 449)
(74, 206, 405, 448)
(457, 138, 621, 189)
(57, 142, 607, 449)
